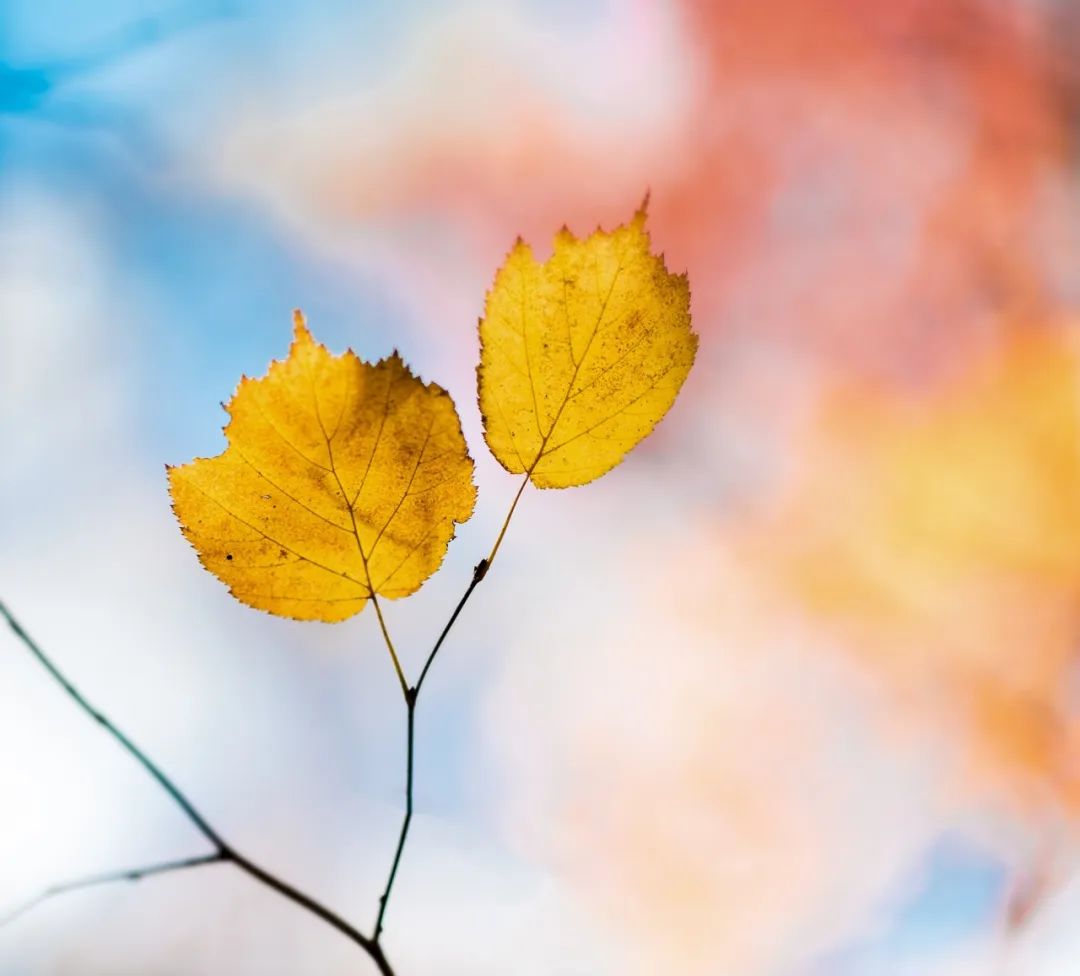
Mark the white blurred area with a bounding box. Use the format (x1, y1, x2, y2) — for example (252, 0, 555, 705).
(490, 519, 937, 974)
(485, 509, 1080, 976)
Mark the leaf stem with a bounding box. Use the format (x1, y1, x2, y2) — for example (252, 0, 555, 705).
(0, 852, 225, 929)
(487, 474, 530, 568)
(0, 600, 394, 976)
(370, 592, 409, 702)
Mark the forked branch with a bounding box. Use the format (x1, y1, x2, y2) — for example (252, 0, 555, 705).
(0, 601, 393, 976)
(368, 475, 529, 940)
(0, 476, 530, 970)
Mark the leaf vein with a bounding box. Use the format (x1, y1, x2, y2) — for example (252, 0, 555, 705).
(232, 447, 353, 534)
(520, 279, 546, 441)
(375, 525, 439, 592)
(179, 476, 366, 589)
(543, 360, 683, 458)
(252, 394, 333, 473)
(568, 320, 653, 404)
(368, 412, 437, 560)
(350, 366, 394, 508)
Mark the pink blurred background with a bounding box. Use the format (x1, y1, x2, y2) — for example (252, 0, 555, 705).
(3, 0, 1080, 972)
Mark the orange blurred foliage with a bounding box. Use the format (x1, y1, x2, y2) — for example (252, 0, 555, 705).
(755, 326, 1080, 814)
(276, 0, 1079, 379)
(674, 0, 1079, 362)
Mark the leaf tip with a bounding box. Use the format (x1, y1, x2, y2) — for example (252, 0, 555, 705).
(634, 189, 651, 225)
(553, 223, 576, 247)
(509, 235, 534, 259)
(292, 309, 313, 344)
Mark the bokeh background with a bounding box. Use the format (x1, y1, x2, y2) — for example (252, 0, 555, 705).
(4, 0, 1080, 973)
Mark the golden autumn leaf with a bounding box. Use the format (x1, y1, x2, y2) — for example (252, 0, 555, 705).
(478, 204, 697, 488)
(168, 313, 476, 623)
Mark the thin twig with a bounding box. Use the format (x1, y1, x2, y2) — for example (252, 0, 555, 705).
(0, 603, 227, 850)
(373, 476, 529, 938)
(415, 475, 527, 697)
(486, 475, 530, 570)
(414, 558, 488, 698)
(0, 852, 224, 929)
(370, 591, 409, 702)
(373, 691, 414, 941)
(0, 600, 393, 976)
(228, 849, 394, 975)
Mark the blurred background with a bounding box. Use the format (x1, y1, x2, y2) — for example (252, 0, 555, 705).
(3, 0, 1080, 973)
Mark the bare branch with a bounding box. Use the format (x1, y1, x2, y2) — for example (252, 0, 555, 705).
(0, 852, 225, 930)
(0, 600, 393, 975)
(373, 478, 527, 941)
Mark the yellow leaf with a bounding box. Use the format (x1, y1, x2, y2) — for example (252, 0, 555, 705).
(168, 313, 476, 622)
(478, 204, 697, 488)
